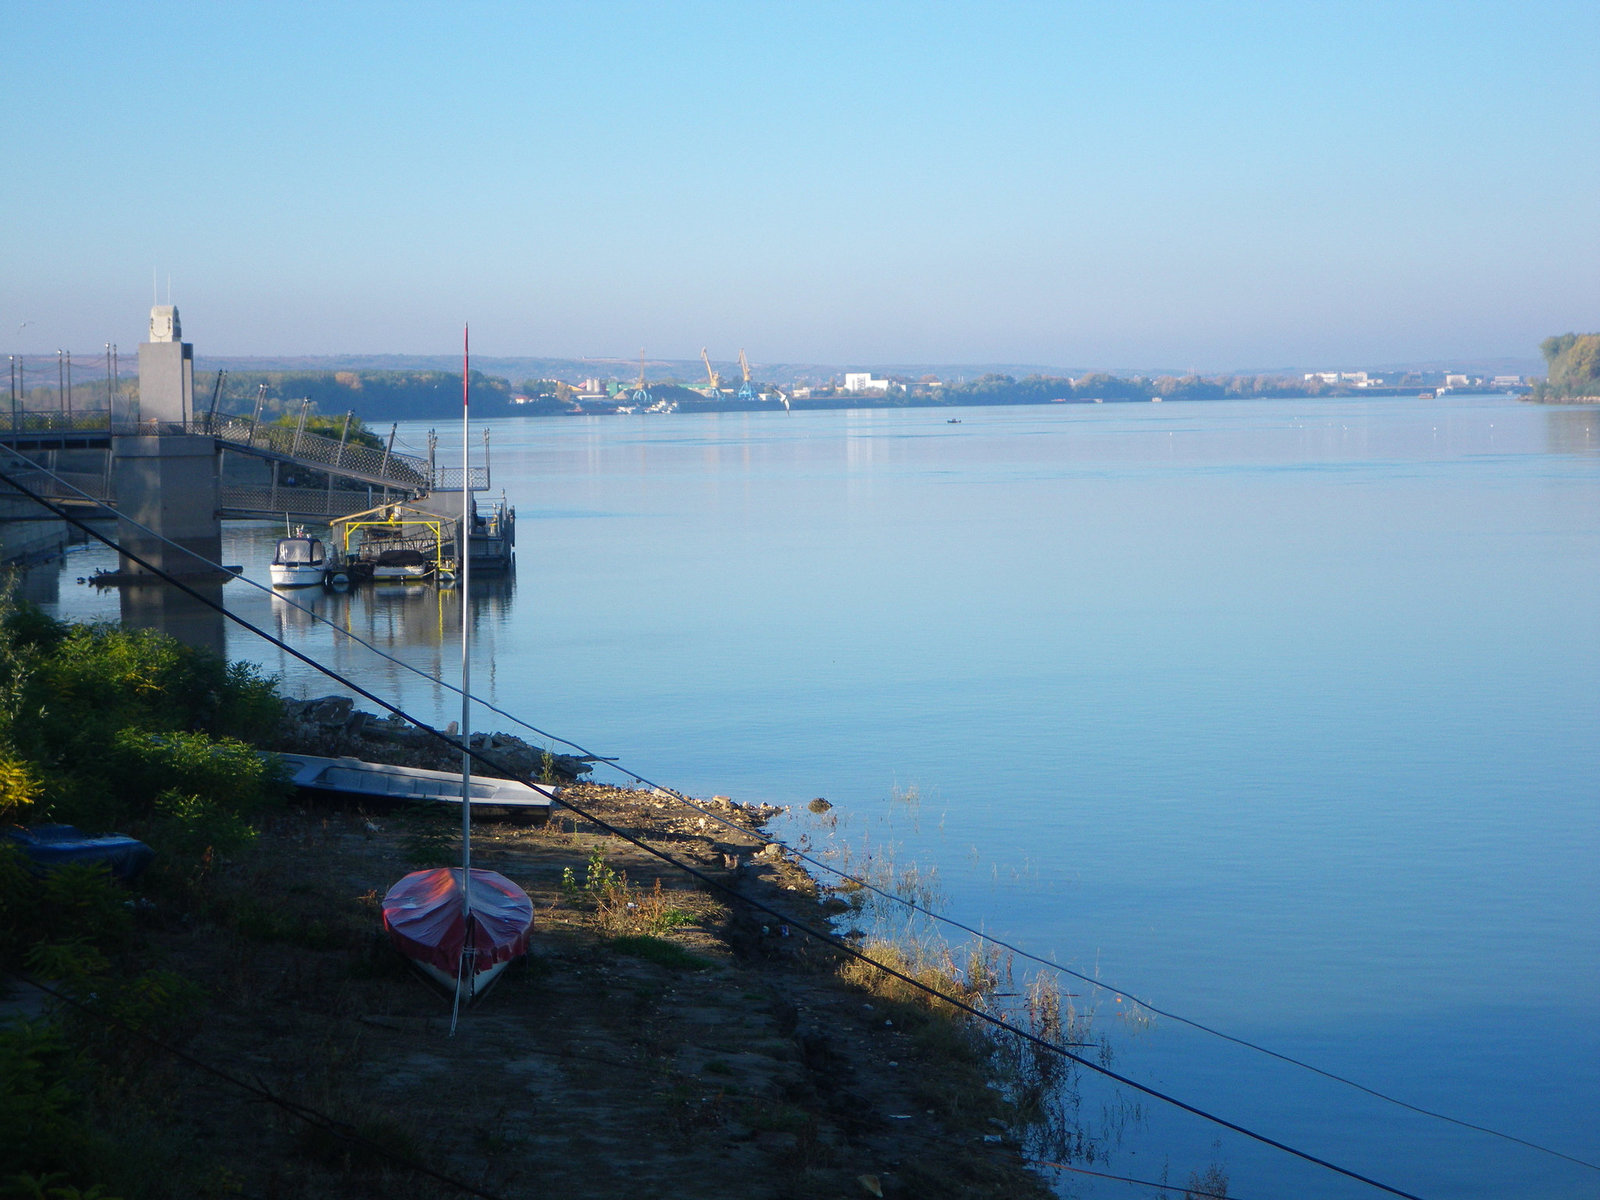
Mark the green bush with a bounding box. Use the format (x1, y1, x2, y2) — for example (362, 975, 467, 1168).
(0, 851, 132, 968)
(108, 730, 283, 822)
(0, 1021, 96, 1187)
(13, 621, 282, 774)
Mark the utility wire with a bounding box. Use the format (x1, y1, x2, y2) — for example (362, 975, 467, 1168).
(8, 449, 1593, 1173)
(8, 973, 512, 1200)
(14, 973, 1234, 1200)
(11, 448, 1587, 1173)
(0, 469, 1437, 1200)
(1021, 1156, 1234, 1198)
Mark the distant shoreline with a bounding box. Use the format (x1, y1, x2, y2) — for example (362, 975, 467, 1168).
(516, 387, 1526, 419)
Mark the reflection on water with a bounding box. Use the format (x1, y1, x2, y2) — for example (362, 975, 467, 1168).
(14, 533, 229, 658)
(264, 571, 516, 651)
(23, 522, 516, 709)
(1544, 403, 1600, 454)
(119, 580, 229, 660)
(17, 398, 1600, 1200)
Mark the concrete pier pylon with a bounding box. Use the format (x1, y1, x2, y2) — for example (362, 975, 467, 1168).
(115, 305, 221, 578)
(113, 434, 221, 578)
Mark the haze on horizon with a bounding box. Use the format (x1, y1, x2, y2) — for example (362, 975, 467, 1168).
(4, 1, 1596, 374)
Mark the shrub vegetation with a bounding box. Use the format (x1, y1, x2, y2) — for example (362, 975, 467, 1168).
(0, 586, 288, 1198)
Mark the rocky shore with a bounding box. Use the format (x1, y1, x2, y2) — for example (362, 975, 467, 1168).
(163, 700, 1060, 1198)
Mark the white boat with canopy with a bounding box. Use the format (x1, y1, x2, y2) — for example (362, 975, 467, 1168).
(269, 527, 329, 588)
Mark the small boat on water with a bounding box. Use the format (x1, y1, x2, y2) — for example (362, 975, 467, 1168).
(371, 546, 434, 581)
(270, 527, 330, 588)
(332, 503, 458, 583)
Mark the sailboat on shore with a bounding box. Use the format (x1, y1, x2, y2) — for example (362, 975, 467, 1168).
(381, 326, 534, 1011)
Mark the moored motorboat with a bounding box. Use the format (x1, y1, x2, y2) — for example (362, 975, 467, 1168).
(270, 528, 330, 587)
(371, 547, 433, 580)
(332, 503, 455, 583)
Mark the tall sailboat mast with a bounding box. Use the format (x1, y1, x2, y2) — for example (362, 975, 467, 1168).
(380, 324, 531, 1021)
(460, 325, 473, 890)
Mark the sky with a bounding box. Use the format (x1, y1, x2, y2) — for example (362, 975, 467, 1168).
(3, 0, 1597, 372)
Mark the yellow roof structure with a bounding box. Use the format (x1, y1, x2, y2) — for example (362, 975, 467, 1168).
(331, 501, 459, 572)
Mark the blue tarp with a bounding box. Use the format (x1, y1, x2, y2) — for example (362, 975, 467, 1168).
(3, 824, 155, 881)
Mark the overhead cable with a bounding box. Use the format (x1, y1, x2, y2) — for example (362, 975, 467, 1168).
(10, 448, 1594, 1173)
(0, 468, 1437, 1200)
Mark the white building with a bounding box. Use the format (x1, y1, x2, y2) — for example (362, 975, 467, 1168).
(843, 372, 890, 392)
(1304, 371, 1371, 385)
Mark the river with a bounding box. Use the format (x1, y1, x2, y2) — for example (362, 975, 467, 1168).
(32, 395, 1600, 1198)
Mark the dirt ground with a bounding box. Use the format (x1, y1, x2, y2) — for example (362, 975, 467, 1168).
(151, 776, 1059, 1200)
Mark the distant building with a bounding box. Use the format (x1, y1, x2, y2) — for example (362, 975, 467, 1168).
(1304, 371, 1371, 385)
(843, 372, 890, 392)
(1445, 374, 1470, 388)
(1492, 375, 1522, 388)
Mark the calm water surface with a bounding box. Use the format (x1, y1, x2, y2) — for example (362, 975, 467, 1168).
(38, 396, 1600, 1198)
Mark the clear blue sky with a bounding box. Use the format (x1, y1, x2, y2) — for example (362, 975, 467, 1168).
(4, 0, 1596, 371)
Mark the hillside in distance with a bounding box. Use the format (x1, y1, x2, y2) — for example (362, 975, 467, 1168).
(199, 351, 1545, 389)
(178, 349, 1543, 425)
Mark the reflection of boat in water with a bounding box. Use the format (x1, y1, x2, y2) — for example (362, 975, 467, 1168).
(269, 527, 331, 588)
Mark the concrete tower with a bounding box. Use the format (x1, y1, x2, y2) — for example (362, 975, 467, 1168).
(136, 304, 194, 426)
(120, 304, 219, 580)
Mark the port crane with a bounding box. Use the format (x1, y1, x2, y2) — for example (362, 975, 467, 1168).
(631, 348, 652, 405)
(737, 349, 758, 403)
(699, 347, 721, 398)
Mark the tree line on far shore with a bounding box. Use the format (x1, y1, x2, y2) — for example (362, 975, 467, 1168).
(1532, 334, 1600, 401)
(14, 348, 1581, 425)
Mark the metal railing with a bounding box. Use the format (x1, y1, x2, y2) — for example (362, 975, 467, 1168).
(0, 409, 118, 436)
(0, 453, 58, 496)
(219, 485, 390, 520)
(1, 409, 436, 496)
(198, 414, 431, 490)
(428, 465, 490, 491)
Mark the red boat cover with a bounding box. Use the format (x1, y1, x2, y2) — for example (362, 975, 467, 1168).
(381, 867, 534, 975)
